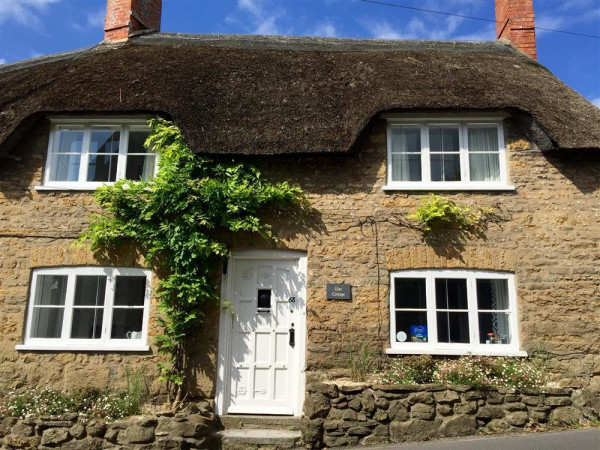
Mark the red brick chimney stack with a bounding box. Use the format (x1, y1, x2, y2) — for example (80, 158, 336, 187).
(495, 0, 537, 60)
(104, 0, 162, 42)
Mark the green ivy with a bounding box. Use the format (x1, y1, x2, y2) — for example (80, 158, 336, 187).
(80, 118, 308, 406)
(408, 194, 496, 236)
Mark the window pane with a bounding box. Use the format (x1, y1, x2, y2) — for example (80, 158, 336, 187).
(476, 279, 509, 310)
(435, 278, 468, 309)
(479, 312, 510, 344)
(429, 127, 459, 152)
(391, 153, 421, 182)
(114, 276, 147, 306)
(49, 154, 81, 182)
(469, 153, 500, 182)
(35, 275, 68, 306)
(468, 126, 498, 152)
(125, 154, 156, 181)
(90, 130, 120, 154)
(55, 129, 84, 153)
(128, 131, 151, 153)
(431, 154, 461, 181)
(71, 308, 103, 339)
(87, 154, 119, 182)
(31, 308, 64, 338)
(74, 276, 106, 306)
(395, 311, 428, 342)
(111, 309, 144, 339)
(394, 278, 427, 309)
(437, 312, 470, 343)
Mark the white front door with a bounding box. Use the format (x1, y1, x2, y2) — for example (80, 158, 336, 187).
(216, 251, 306, 416)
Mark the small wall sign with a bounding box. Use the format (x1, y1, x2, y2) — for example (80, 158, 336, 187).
(327, 283, 352, 301)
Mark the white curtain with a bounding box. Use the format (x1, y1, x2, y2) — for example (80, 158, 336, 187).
(489, 279, 510, 342)
(468, 127, 500, 182)
(51, 130, 83, 181)
(391, 127, 421, 181)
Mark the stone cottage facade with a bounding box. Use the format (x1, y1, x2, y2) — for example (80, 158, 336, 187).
(0, 0, 598, 445)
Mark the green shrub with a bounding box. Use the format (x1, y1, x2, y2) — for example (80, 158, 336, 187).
(347, 342, 374, 382)
(373, 355, 436, 385)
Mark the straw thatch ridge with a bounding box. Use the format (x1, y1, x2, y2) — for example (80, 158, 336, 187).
(1, 33, 599, 155)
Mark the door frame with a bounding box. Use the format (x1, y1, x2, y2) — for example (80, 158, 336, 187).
(214, 250, 307, 416)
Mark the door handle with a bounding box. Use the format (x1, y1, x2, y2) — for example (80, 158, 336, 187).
(289, 323, 295, 348)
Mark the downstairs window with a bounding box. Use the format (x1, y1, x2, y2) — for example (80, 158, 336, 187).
(17, 267, 151, 351)
(388, 270, 525, 356)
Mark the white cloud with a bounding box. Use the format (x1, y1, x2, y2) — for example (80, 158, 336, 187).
(233, 0, 283, 35)
(365, 21, 402, 40)
(0, 58, 6, 65)
(0, 0, 60, 28)
(591, 97, 600, 108)
(72, 8, 105, 32)
(311, 21, 338, 38)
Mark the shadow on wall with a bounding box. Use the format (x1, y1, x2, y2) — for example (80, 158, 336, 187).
(545, 150, 600, 195)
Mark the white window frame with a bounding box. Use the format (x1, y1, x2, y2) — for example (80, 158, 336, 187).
(387, 269, 526, 356)
(383, 116, 514, 191)
(38, 118, 158, 191)
(16, 267, 152, 352)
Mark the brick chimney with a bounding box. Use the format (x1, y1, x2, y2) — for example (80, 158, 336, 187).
(104, 0, 162, 42)
(495, 0, 537, 59)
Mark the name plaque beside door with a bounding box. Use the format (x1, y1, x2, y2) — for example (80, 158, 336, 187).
(326, 283, 352, 301)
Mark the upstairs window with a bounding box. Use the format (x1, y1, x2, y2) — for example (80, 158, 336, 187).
(17, 267, 151, 351)
(42, 119, 157, 190)
(385, 119, 510, 190)
(388, 270, 525, 356)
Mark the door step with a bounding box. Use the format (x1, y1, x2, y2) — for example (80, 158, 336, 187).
(216, 415, 303, 449)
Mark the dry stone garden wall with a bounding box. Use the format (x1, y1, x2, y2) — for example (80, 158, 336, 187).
(0, 402, 216, 449)
(301, 381, 600, 448)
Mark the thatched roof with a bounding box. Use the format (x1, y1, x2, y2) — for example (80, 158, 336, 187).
(1, 33, 599, 155)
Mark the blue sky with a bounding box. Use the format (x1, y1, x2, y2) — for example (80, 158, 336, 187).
(0, 0, 599, 106)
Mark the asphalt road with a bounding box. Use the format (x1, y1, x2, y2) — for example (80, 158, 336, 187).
(349, 428, 600, 450)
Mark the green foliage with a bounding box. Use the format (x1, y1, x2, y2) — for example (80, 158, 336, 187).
(373, 355, 436, 385)
(347, 342, 374, 382)
(373, 355, 546, 390)
(80, 118, 308, 405)
(0, 386, 146, 422)
(408, 194, 496, 235)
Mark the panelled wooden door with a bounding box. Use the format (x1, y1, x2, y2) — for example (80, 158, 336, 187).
(219, 255, 305, 415)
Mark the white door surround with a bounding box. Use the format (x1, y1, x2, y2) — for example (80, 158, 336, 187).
(215, 250, 307, 416)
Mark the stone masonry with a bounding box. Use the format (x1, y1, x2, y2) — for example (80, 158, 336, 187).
(301, 381, 600, 447)
(0, 115, 598, 399)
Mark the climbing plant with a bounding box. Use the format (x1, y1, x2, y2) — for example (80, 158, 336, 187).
(80, 118, 308, 407)
(408, 194, 498, 238)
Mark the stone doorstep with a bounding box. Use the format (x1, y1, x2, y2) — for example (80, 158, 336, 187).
(218, 428, 302, 449)
(218, 414, 302, 430)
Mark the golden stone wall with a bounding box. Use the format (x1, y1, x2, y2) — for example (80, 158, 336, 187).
(0, 117, 598, 398)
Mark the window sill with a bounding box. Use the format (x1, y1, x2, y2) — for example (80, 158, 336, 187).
(16, 343, 150, 352)
(386, 347, 528, 357)
(382, 184, 516, 192)
(35, 185, 103, 192)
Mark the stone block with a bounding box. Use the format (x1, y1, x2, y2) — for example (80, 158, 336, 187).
(347, 426, 371, 436)
(2, 434, 41, 449)
(434, 390, 460, 404)
(11, 423, 34, 437)
(505, 402, 527, 411)
(373, 410, 388, 422)
(323, 435, 359, 447)
(545, 397, 572, 407)
(85, 420, 106, 438)
(550, 406, 584, 425)
(387, 400, 409, 422)
(342, 409, 357, 421)
(486, 392, 505, 405)
(486, 419, 510, 433)
(41, 428, 70, 446)
(437, 404, 453, 416)
(389, 418, 441, 443)
(118, 425, 155, 444)
(506, 412, 529, 427)
(307, 382, 339, 398)
(68, 424, 86, 440)
(440, 415, 477, 437)
(375, 397, 389, 409)
(407, 392, 435, 406)
(155, 418, 208, 439)
(529, 407, 550, 423)
(454, 401, 478, 415)
(303, 393, 331, 419)
(476, 406, 505, 420)
(410, 403, 435, 421)
(348, 398, 362, 411)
